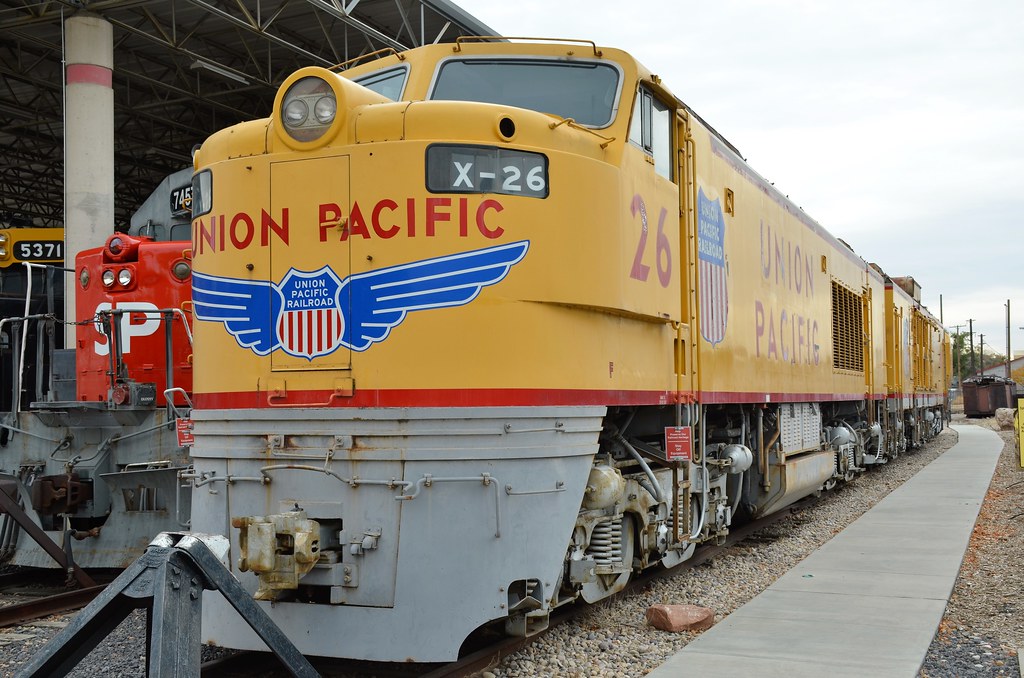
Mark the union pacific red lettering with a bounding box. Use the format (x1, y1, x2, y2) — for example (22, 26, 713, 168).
(191, 209, 290, 254)
(426, 198, 451, 236)
(230, 213, 254, 249)
(477, 199, 503, 238)
(318, 203, 343, 242)
(345, 203, 370, 240)
(261, 208, 289, 246)
(317, 198, 506, 241)
(459, 198, 469, 237)
(372, 199, 399, 238)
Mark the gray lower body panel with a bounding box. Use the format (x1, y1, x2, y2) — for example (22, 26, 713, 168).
(190, 405, 605, 662)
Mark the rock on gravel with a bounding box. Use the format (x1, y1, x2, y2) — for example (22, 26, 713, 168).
(645, 604, 714, 633)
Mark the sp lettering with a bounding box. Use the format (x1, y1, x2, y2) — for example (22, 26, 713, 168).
(92, 302, 162, 355)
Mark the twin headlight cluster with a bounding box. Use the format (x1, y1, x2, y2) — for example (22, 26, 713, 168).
(272, 67, 387, 147)
(101, 268, 133, 288)
(79, 265, 133, 290)
(279, 75, 338, 143)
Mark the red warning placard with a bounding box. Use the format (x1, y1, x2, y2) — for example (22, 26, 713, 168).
(176, 418, 195, 447)
(664, 426, 692, 462)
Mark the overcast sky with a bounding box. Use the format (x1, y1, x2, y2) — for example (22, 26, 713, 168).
(458, 0, 1024, 361)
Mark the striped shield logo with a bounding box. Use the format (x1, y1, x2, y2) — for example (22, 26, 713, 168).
(697, 188, 729, 346)
(275, 267, 345, 360)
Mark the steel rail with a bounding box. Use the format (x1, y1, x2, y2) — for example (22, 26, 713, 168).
(0, 585, 106, 629)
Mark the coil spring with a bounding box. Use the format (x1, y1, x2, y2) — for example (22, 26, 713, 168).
(586, 515, 623, 567)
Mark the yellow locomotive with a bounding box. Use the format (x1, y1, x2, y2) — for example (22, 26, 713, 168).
(188, 38, 949, 661)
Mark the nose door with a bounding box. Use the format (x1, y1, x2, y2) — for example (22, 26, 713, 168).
(269, 156, 351, 373)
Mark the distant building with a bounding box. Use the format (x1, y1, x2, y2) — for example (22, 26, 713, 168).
(979, 356, 1024, 387)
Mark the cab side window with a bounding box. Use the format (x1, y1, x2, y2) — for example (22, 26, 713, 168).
(628, 87, 672, 179)
(354, 66, 409, 101)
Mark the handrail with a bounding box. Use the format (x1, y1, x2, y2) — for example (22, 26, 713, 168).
(331, 48, 404, 71)
(453, 36, 602, 57)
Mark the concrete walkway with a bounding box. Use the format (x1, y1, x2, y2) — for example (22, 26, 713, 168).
(646, 425, 1003, 678)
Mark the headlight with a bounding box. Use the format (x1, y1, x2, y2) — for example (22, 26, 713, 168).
(0, 246, 7, 259)
(79, 267, 90, 288)
(283, 99, 308, 126)
(102, 270, 115, 287)
(117, 268, 132, 286)
(279, 76, 336, 143)
(108, 236, 124, 256)
(0, 233, 7, 244)
(314, 96, 336, 123)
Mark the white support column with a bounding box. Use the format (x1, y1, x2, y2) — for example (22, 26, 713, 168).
(64, 13, 114, 342)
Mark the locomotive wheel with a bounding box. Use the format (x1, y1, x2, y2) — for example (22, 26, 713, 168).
(661, 497, 701, 569)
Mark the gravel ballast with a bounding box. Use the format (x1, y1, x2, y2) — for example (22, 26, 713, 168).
(0, 419, 1019, 677)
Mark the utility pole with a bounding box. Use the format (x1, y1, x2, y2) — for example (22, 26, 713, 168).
(1006, 300, 1011, 379)
(968, 319, 976, 374)
(979, 333, 985, 375)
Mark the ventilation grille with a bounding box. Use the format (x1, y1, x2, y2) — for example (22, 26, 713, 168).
(831, 281, 864, 372)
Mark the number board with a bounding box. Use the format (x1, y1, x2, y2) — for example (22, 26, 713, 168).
(426, 144, 548, 198)
(14, 240, 63, 262)
(169, 184, 193, 216)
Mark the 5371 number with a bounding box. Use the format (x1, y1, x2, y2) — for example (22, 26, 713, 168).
(14, 240, 63, 262)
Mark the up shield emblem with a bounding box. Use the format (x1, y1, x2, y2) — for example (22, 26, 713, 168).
(277, 267, 344, 360)
(697, 188, 728, 346)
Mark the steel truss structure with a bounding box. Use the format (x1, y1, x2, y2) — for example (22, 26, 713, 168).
(0, 0, 496, 228)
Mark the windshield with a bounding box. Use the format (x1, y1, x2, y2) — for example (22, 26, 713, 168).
(430, 59, 620, 128)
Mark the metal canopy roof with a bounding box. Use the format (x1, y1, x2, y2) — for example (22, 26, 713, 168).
(0, 0, 498, 229)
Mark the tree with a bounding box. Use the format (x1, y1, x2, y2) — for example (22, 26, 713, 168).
(951, 331, 1008, 383)
(951, 331, 971, 384)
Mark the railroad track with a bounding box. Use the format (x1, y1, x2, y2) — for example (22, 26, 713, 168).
(0, 567, 117, 629)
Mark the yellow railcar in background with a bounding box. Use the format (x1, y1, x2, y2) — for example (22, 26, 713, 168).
(0, 227, 65, 415)
(0, 227, 64, 268)
(186, 39, 950, 661)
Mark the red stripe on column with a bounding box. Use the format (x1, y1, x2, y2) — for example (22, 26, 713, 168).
(66, 64, 112, 87)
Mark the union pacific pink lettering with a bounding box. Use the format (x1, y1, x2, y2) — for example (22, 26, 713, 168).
(759, 220, 814, 298)
(192, 209, 289, 254)
(754, 220, 820, 366)
(755, 299, 820, 365)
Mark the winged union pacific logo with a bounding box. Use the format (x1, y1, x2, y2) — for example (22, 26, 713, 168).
(192, 240, 530, 359)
